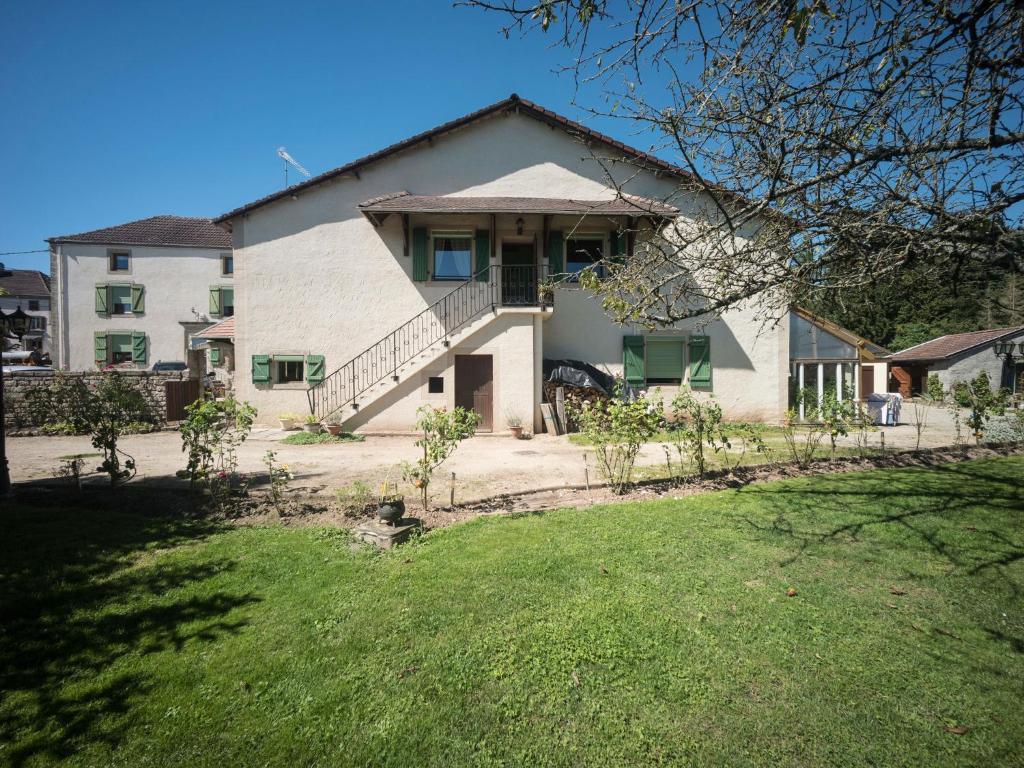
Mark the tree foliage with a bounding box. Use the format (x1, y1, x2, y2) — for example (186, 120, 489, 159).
(464, 0, 1023, 324)
(402, 405, 481, 510)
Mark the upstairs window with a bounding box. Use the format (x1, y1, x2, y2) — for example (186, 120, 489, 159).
(28, 299, 40, 311)
(109, 251, 130, 272)
(432, 231, 473, 280)
(29, 316, 46, 331)
(221, 287, 234, 317)
(221, 254, 234, 275)
(565, 237, 605, 279)
(109, 284, 133, 315)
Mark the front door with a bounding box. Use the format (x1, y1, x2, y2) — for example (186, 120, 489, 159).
(860, 365, 874, 398)
(455, 354, 493, 431)
(501, 242, 536, 305)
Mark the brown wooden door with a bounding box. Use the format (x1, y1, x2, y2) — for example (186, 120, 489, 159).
(860, 365, 874, 397)
(165, 379, 201, 421)
(455, 354, 493, 431)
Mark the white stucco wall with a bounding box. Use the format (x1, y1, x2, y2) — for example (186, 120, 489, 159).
(51, 242, 231, 371)
(229, 110, 789, 427)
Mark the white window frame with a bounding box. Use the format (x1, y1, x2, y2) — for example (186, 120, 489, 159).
(564, 232, 608, 280)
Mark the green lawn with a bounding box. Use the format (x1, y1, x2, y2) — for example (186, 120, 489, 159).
(2, 458, 1022, 767)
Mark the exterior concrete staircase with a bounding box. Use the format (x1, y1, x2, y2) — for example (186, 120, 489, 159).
(307, 265, 547, 424)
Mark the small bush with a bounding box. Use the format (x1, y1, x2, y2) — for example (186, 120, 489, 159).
(335, 481, 376, 518)
(280, 431, 364, 445)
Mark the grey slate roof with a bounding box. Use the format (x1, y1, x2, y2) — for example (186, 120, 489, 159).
(0, 268, 50, 297)
(358, 192, 679, 217)
(889, 326, 1024, 362)
(48, 215, 231, 249)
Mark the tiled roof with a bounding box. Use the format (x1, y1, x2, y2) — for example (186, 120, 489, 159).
(889, 326, 1024, 362)
(0, 268, 50, 297)
(359, 192, 679, 217)
(195, 316, 234, 340)
(216, 93, 746, 224)
(48, 215, 231, 248)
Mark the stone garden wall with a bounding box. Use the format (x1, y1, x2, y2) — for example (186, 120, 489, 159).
(3, 369, 186, 432)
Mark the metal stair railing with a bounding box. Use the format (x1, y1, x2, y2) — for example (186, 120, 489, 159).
(307, 264, 550, 420)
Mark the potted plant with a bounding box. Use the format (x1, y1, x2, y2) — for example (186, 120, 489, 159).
(277, 412, 297, 430)
(505, 408, 524, 439)
(302, 414, 323, 434)
(377, 477, 405, 524)
(325, 419, 344, 437)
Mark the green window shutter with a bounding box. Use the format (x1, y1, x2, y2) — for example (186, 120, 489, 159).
(252, 354, 270, 383)
(95, 284, 108, 315)
(131, 331, 147, 364)
(623, 335, 645, 385)
(209, 286, 222, 316)
(646, 338, 684, 380)
(474, 230, 490, 282)
(305, 354, 325, 384)
(93, 332, 108, 367)
(131, 284, 145, 315)
(688, 335, 712, 388)
(547, 230, 564, 274)
(209, 347, 221, 366)
(412, 227, 428, 281)
(610, 231, 627, 266)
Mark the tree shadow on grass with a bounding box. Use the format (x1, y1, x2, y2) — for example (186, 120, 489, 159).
(737, 461, 1024, 593)
(0, 494, 259, 766)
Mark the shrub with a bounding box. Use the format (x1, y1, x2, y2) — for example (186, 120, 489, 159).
(88, 373, 149, 487)
(180, 397, 257, 507)
(818, 390, 857, 459)
(926, 374, 945, 402)
(667, 388, 728, 477)
(781, 409, 826, 468)
(568, 387, 662, 493)
(950, 371, 1010, 444)
(401, 405, 481, 510)
(335, 481, 376, 518)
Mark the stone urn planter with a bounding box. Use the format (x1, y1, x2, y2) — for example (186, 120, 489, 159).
(278, 417, 295, 431)
(377, 497, 405, 525)
(303, 421, 323, 434)
(325, 424, 343, 437)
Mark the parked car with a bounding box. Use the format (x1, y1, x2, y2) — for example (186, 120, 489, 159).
(151, 361, 188, 372)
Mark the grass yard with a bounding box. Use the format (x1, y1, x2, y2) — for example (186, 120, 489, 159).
(2, 458, 1022, 767)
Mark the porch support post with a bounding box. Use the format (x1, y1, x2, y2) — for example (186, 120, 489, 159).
(401, 213, 409, 258)
(836, 363, 842, 401)
(854, 362, 861, 401)
(542, 214, 551, 274)
(489, 214, 496, 260)
(798, 363, 805, 420)
(626, 216, 635, 258)
(817, 362, 824, 409)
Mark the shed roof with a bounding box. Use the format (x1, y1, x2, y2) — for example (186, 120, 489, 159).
(889, 326, 1024, 362)
(48, 215, 231, 249)
(194, 316, 235, 340)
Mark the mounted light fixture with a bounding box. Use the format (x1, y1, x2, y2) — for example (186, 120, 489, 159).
(515, 217, 524, 235)
(1, 306, 31, 339)
(993, 339, 1014, 357)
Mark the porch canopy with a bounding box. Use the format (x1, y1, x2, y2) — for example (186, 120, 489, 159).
(358, 191, 679, 226)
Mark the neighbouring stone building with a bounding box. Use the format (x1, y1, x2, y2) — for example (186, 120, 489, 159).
(888, 326, 1024, 397)
(47, 215, 233, 373)
(0, 266, 51, 357)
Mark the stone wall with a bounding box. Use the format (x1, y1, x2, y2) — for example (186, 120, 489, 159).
(3, 369, 186, 431)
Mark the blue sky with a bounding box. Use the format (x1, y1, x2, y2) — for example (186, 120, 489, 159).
(0, 0, 659, 273)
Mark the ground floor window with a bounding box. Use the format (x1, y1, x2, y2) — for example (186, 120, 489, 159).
(644, 338, 684, 385)
(276, 356, 304, 383)
(789, 360, 859, 418)
(109, 333, 134, 364)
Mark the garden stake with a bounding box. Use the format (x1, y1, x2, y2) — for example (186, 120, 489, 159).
(880, 431, 885, 456)
(450, 471, 455, 509)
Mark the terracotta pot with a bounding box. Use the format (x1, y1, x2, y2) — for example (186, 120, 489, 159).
(325, 424, 343, 436)
(509, 426, 524, 439)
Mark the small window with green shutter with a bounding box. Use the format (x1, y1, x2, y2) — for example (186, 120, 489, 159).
(251, 355, 271, 383)
(645, 338, 684, 384)
(109, 285, 132, 315)
(688, 335, 712, 389)
(209, 347, 221, 366)
(131, 284, 145, 315)
(95, 284, 109, 315)
(412, 226, 429, 281)
(623, 335, 645, 386)
(109, 332, 133, 364)
(474, 230, 490, 282)
(131, 331, 147, 364)
(93, 331, 108, 366)
(305, 354, 325, 384)
(547, 230, 564, 274)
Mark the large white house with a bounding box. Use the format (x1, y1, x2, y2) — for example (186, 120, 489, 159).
(48, 216, 233, 372)
(215, 94, 885, 431)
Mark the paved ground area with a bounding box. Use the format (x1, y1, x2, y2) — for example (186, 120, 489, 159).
(9, 403, 973, 503)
